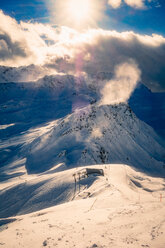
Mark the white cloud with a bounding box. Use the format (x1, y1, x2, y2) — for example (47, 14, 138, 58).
(107, 0, 156, 9)
(45, 29, 165, 91)
(100, 61, 141, 105)
(0, 10, 47, 66)
(0, 10, 165, 91)
(124, 0, 145, 8)
(108, 0, 122, 8)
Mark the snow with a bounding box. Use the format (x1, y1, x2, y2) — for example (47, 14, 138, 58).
(0, 67, 165, 247)
(24, 103, 165, 175)
(0, 164, 165, 248)
(0, 65, 52, 83)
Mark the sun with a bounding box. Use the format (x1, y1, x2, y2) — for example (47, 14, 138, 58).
(52, 0, 104, 29)
(66, 0, 91, 24)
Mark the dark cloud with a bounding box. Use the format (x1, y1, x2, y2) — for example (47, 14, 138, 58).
(46, 32, 165, 92)
(0, 32, 27, 60)
(83, 33, 165, 92)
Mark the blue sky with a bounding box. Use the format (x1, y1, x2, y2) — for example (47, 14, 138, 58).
(0, 0, 49, 22)
(0, 0, 165, 35)
(104, 1, 165, 35)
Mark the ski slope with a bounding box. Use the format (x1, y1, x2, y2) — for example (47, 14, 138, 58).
(0, 164, 165, 248)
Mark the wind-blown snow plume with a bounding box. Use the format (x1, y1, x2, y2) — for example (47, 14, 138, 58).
(100, 61, 141, 105)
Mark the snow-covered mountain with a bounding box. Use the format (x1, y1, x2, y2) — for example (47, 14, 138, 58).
(0, 73, 164, 176)
(0, 65, 52, 83)
(0, 68, 165, 247)
(24, 103, 165, 175)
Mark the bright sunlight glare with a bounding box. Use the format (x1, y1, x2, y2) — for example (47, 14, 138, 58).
(51, 0, 104, 29)
(66, 0, 91, 23)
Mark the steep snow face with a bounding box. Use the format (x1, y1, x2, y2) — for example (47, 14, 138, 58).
(24, 103, 165, 175)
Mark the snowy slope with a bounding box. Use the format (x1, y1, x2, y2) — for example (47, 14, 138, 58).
(0, 68, 165, 247)
(0, 74, 164, 174)
(0, 74, 164, 185)
(0, 164, 165, 248)
(0, 73, 96, 169)
(24, 103, 165, 175)
(0, 65, 50, 83)
(0, 74, 94, 134)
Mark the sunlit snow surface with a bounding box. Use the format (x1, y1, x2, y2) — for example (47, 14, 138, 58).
(0, 71, 165, 248)
(0, 164, 165, 248)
